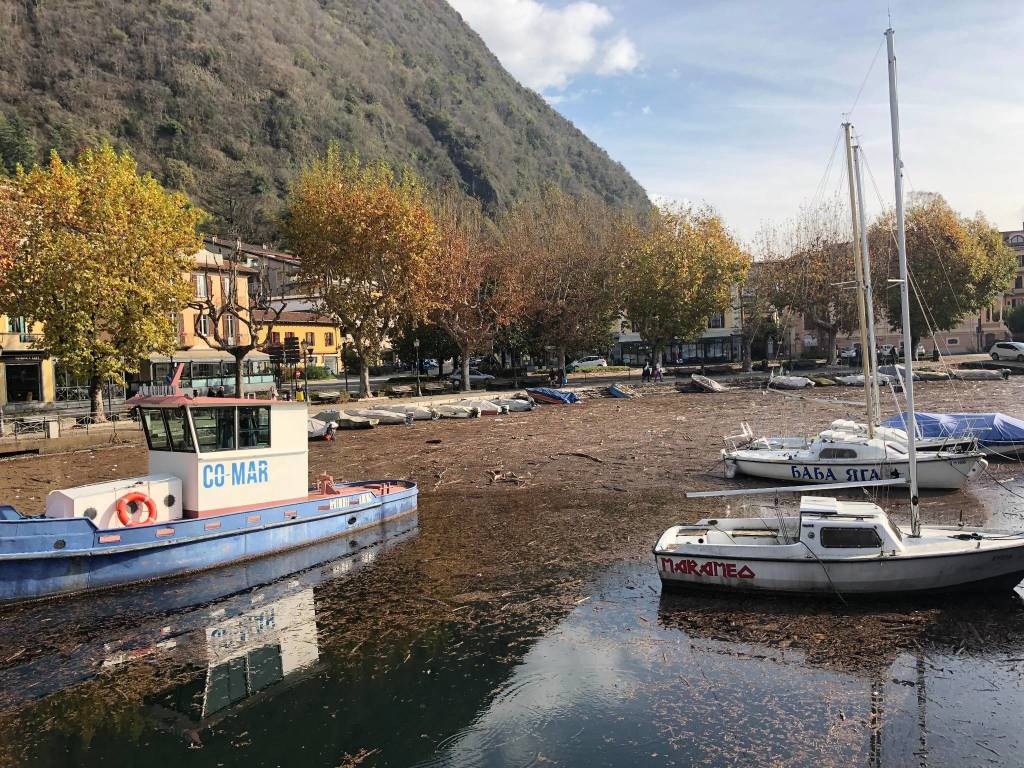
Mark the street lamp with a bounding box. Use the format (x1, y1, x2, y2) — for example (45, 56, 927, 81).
(413, 337, 421, 397)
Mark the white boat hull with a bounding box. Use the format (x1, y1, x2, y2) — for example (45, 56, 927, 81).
(656, 539, 1024, 594)
(726, 453, 984, 490)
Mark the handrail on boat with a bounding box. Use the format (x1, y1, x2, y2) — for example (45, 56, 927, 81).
(685, 478, 908, 498)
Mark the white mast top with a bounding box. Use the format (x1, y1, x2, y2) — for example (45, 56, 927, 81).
(853, 143, 882, 426)
(885, 27, 921, 535)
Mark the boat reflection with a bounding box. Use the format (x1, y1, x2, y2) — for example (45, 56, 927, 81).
(0, 513, 418, 721)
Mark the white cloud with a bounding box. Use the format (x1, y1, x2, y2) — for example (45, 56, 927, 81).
(598, 35, 639, 75)
(641, 105, 651, 115)
(448, 0, 639, 91)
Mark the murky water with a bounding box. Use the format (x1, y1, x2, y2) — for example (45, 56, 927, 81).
(3, 478, 1024, 767)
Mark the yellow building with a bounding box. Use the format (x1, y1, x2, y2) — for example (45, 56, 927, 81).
(255, 311, 344, 373)
(0, 315, 55, 406)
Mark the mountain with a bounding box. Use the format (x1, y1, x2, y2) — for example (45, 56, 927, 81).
(0, 0, 649, 240)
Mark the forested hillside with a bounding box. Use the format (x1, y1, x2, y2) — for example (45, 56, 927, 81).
(0, 0, 649, 239)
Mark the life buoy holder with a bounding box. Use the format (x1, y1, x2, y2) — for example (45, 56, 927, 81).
(116, 491, 158, 527)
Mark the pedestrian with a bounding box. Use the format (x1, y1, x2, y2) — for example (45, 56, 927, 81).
(206, 386, 216, 397)
(215, 385, 225, 398)
(642, 361, 652, 383)
(654, 363, 663, 383)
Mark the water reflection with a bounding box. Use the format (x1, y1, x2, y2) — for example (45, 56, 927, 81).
(4, 516, 1024, 766)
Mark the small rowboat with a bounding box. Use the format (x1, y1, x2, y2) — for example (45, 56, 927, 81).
(376, 405, 440, 421)
(526, 387, 580, 405)
(343, 408, 410, 425)
(434, 404, 481, 419)
(690, 374, 727, 393)
(490, 396, 535, 412)
(768, 375, 814, 390)
(453, 398, 507, 415)
(313, 410, 378, 430)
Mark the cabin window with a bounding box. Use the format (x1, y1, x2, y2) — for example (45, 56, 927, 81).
(192, 407, 238, 452)
(164, 408, 195, 452)
(819, 527, 882, 548)
(239, 406, 271, 448)
(141, 408, 171, 450)
(819, 448, 858, 459)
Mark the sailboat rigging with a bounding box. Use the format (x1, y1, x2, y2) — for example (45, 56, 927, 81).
(655, 27, 1024, 595)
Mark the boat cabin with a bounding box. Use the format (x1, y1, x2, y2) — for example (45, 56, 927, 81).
(46, 396, 308, 526)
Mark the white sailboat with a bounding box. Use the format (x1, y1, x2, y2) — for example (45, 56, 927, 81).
(656, 28, 1024, 595)
(721, 118, 986, 490)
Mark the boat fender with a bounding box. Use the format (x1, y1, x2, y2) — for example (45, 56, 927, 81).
(116, 492, 158, 527)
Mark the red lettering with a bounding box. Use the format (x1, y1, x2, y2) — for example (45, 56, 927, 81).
(699, 562, 714, 576)
(725, 563, 737, 578)
(737, 565, 755, 579)
(660, 557, 675, 572)
(686, 559, 697, 574)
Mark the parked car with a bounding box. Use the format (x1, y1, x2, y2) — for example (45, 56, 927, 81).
(450, 368, 495, 385)
(839, 345, 860, 359)
(990, 341, 1024, 362)
(568, 356, 608, 371)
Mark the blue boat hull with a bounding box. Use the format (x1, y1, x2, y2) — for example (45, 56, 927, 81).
(0, 480, 417, 604)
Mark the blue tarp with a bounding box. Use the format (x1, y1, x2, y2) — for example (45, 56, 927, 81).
(526, 387, 580, 404)
(882, 412, 1024, 445)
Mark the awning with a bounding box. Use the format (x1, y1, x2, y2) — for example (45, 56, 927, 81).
(147, 349, 270, 364)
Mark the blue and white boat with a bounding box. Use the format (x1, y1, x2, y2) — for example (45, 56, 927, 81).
(882, 411, 1024, 459)
(0, 394, 418, 603)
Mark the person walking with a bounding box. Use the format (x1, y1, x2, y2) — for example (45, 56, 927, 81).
(642, 361, 652, 383)
(653, 363, 663, 383)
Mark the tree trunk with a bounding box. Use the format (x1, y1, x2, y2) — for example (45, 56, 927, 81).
(460, 349, 471, 393)
(825, 329, 838, 365)
(557, 345, 566, 382)
(359, 357, 372, 398)
(654, 346, 664, 366)
(89, 374, 107, 422)
(234, 351, 245, 397)
(742, 338, 753, 372)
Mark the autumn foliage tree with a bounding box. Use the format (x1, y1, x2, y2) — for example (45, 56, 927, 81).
(618, 205, 748, 366)
(869, 192, 1016, 349)
(771, 198, 860, 364)
(2, 145, 201, 418)
(285, 149, 436, 397)
(424, 188, 525, 391)
(500, 187, 621, 372)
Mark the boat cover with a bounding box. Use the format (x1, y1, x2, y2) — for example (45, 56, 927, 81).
(882, 412, 1024, 444)
(526, 387, 580, 404)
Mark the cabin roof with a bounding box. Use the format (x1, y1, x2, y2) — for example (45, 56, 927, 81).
(128, 394, 299, 408)
(799, 496, 885, 519)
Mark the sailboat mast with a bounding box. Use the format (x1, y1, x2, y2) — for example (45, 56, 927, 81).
(843, 122, 875, 435)
(885, 27, 920, 535)
(854, 144, 882, 426)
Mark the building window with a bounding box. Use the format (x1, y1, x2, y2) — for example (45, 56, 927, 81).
(271, 331, 281, 344)
(197, 315, 211, 337)
(1016, 276, 1023, 290)
(195, 274, 209, 299)
(1018, 254, 1024, 268)
(325, 331, 334, 347)
(222, 275, 233, 302)
(305, 332, 315, 346)
(947, 338, 959, 345)
(708, 312, 725, 329)
(285, 332, 296, 340)
(223, 315, 237, 341)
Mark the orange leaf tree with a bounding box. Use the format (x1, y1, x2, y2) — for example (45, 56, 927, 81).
(500, 187, 622, 373)
(3, 145, 201, 418)
(285, 149, 437, 397)
(424, 187, 526, 391)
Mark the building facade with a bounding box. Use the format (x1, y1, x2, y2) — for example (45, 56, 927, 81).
(256, 311, 344, 373)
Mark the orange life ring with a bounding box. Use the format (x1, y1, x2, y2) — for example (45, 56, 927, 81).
(116, 491, 158, 527)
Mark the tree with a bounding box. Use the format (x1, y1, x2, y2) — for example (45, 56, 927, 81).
(1007, 304, 1024, 340)
(771, 199, 859, 364)
(424, 188, 526, 391)
(736, 258, 782, 372)
(500, 187, 621, 373)
(390, 321, 458, 375)
(0, 183, 21, 280)
(619, 205, 748, 366)
(188, 246, 286, 395)
(285, 149, 436, 398)
(0, 115, 37, 175)
(869, 193, 1017, 349)
(2, 145, 202, 418)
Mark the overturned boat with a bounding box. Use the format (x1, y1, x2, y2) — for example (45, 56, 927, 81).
(313, 410, 378, 430)
(526, 387, 580, 404)
(0, 395, 417, 603)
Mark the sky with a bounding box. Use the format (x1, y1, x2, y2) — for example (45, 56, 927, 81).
(447, 0, 1024, 243)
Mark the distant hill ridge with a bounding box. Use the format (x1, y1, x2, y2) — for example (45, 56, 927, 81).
(0, 0, 649, 239)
